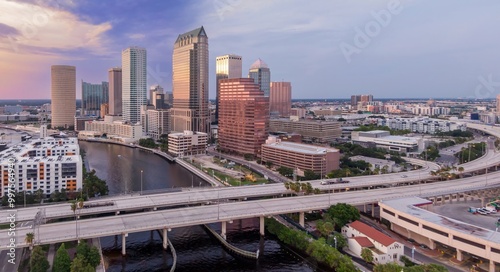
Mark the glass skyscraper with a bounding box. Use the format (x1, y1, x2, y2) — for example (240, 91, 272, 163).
(171, 26, 209, 133)
(82, 81, 109, 117)
(248, 58, 271, 97)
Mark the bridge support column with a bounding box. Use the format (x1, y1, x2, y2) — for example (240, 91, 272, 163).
(449, 194, 452, 204)
(259, 216, 265, 236)
(456, 249, 463, 261)
(162, 228, 168, 250)
(490, 260, 496, 272)
(481, 197, 485, 207)
(428, 239, 435, 250)
(299, 212, 305, 228)
(363, 204, 367, 213)
(221, 221, 227, 240)
(371, 203, 375, 217)
(122, 233, 127, 256)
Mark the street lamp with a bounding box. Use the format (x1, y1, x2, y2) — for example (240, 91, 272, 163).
(140, 169, 143, 195)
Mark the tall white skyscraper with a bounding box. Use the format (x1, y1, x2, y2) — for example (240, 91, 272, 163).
(215, 54, 242, 122)
(122, 47, 147, 124)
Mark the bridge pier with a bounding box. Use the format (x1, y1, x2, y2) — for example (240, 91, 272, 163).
(371, 203, 375, 217)
(299, 212, 305, 228)
(490, 260, 496, 272)
(363, 204, 367, 213)
(122, 233, 127, 256)
(428, 239, 435, 250)
(259, 216, 265, 236)
(162, 228, 168, 250)
(221, 221, 227, 240)
(456, 248, 463, 261)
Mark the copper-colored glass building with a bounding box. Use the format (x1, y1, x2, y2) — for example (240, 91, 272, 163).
(270, 81, 292, 117)
(218, 78, 269, 157)
(171, 26, 209, 133)
(51, 65, 76, 128)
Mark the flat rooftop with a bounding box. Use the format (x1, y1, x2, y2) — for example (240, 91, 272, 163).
(381, 197, 500, 244)
(263, 141, 338, 155)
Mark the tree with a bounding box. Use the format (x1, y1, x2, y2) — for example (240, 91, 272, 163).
(361, 247, 374, 263)
(138, 138, 158, 148)
(373, 262, 404, 272)
(327, 203, 360, 230)
(76, 242, 90, 258)
(70, 256, 94, 272)
(86, 246, 101, 268)
(458, 166, 464, 177)
(25, 232, 34, 250)
(303, 170, 320, 181)
(53, 243, 71, 272)
(277, 166, 294, 177)
(29, 246, 49, 272)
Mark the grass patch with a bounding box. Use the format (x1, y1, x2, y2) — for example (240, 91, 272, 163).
(209, 168, 268, 186)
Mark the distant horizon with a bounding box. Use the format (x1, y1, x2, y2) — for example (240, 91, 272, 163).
(0, 97, 496, 105)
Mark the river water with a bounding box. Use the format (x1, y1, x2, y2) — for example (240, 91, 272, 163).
(79, 141, 316, 272)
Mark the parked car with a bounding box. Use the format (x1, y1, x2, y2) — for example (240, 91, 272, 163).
(419, 244, 429, 249)
(407, 238, 416, 243)
(477, 210, 488, 215)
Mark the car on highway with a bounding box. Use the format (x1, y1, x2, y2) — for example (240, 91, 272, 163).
(401, 175, 408, 178)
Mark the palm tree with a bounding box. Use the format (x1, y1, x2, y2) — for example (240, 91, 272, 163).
(70, 200, 78, 242)
(25, 232, 34, 250)
(344, 169, 351, 177)
(458, 166, 464, 178)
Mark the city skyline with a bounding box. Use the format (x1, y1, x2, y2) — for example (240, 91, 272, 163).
(1, 1, 500, 100)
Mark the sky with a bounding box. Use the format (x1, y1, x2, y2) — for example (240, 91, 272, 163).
(1, 0, 500, 100)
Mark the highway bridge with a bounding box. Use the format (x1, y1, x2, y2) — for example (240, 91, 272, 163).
(2, 124, 500, 255)
(1, 169, 500, 252)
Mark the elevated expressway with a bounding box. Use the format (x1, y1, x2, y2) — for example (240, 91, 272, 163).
(2, 124, 500, 252)
(1, 158, 441, 224)
(1, 169, 500, 251)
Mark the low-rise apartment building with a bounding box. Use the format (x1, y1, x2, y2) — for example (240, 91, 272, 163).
(269, 117, 341, 143)
(0, 137, 82, 196)
(261, 136, 339, 176)
(168, 131, 207, 156)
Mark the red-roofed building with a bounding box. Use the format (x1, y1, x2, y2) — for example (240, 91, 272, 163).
(342, 220, 404, 264)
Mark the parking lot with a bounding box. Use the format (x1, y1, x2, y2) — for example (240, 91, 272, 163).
(430, 200, 500, 231)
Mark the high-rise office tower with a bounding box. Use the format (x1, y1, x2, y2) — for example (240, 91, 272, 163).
(270, 82, 292, 117)
(122, 47, 147, 124)
(248, 58, 271, 97)
(108, 67, 122, 116)
(51, 65, 76, 128)
(215, 54, 242, 122)
(171, 26, 209, 133)
(218, 78, 269, 156)
(82, 81, 108, 117)
(149, 84, 164, 105)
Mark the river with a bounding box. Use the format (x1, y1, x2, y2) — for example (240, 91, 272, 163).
(79, 141, 316, 272)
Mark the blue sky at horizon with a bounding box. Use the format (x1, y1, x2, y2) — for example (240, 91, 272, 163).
(1, 0, 500, 100)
